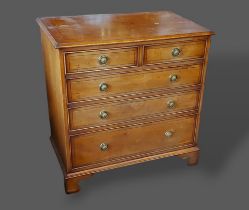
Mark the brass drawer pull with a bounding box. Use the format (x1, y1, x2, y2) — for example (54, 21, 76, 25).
(98, 55, 109, 65)
(172, 48, 181, 57)
(169, 74, 178, 82)
(99, 111, 109, 119)
(165, 131, 173, 138)
(100, 143, 108, 151)
(167, 100, 176, 109)
(99, 82, 108, 91)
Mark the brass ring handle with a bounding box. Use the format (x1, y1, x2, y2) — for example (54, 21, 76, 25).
(99, 82, 108, 91)
(165, 131, 173, 138)
(169, 74, 178, 82)
(99, 111, 109, 119)
(98, 55, 109, 65)
(172, 48, 181, 57)
(100, 143, 108, 151)
(167, 100, 176, 109)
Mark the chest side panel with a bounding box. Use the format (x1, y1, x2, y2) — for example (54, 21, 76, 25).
(41, 31, 71, 171)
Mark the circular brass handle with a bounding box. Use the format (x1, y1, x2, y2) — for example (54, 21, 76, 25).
(99, 111, 109, 119)
(165, 131, 173, 138)
(172, 48, 181, 57)
(99, 82, 108, 91)
(98, 55, 109, 65)
(169, 74, 178, 82)
(167, 100, 176, 109)
(100, 143, 108, 151)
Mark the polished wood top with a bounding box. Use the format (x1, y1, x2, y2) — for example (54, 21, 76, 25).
(37, 11, 213, 48)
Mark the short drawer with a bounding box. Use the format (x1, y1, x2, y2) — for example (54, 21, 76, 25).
(144, 40, 206, 65)
(65, 47, 138, 73)
(69, 91, 199, 129)
(71, 116, 196, 168)
(67, 64, 202, 102)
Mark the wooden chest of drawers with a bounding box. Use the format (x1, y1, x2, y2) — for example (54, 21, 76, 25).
(37, 11, 214, 194)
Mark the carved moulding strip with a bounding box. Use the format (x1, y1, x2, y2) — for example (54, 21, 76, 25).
(68, 84, 201, 108)
(69, 88, 200, 109)
(69, 108, 198, 133)
(71, 142, 195, 171)
(67, 146, 200, 178)
(65, 59, 203, 80)
(69, 110, 198, 136)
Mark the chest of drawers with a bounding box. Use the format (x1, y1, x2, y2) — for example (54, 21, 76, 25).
(37, 11, 214, 194)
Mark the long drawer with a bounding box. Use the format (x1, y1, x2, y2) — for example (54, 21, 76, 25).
(67, 64, 202, 102)
(71, 116, 196, 168)
(69, 90, 199, 130)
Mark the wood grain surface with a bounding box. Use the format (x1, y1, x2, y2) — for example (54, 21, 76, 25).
(37, 10, 214, 194)
(37, 11, 213, 48)
(67, 64, 202, 102)
(66, 47, 138, 72)
(40, 31, 71, 171)
(69, 91, 199, 129)
(71, 116, 196, 167)
(144, 40, 205, 64)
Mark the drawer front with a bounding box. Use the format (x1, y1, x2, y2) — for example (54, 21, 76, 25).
(65, 47, 138, 73)
(69, 91, 199, 129)
(144, 41, 206, 65)
(68, 64, 201, 102)
(71, 116, 196, 167)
